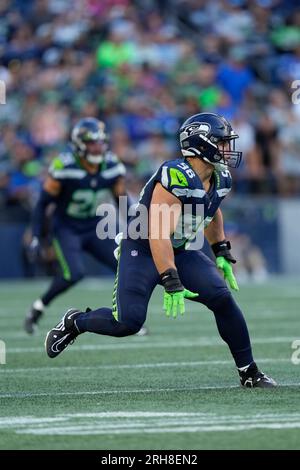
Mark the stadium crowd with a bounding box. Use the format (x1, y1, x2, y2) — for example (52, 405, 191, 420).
(0, 0, 300, 223)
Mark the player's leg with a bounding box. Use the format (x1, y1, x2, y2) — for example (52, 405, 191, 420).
(175, 249, 276, 387)
(83, 232, 117, 272)
(24, 227, 84, 334)
(45, 240, 160, 358)
(84, 233, 149, 335)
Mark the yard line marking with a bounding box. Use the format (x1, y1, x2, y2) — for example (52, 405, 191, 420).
(0, 358, 289, 374)
(0, 386, 237, 399)
(0, 417, 67, 426)
(1, 382, 300, 399)
(53, 411, 300, 419)
(16, 421, 300, 435)
(2, 411, 300, 424)
(4, 336, 297, 354)
(1, 411, 300, 436)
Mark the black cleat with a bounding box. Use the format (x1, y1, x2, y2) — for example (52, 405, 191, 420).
(45, 308, 82, 358)
(239, 362, 277, 388)
(24, 306, 43, 334)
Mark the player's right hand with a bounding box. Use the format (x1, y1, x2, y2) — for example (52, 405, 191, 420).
(216, 256, 239, 291)
(27, 236, 40, 263)
(161, 268, 198, 318)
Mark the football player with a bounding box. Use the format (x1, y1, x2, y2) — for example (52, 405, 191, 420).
(45, 113, 276, 388)
(24, 117, 146, 334)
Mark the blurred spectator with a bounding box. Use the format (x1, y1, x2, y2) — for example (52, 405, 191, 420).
(0, 0, 299, 207)
(5, 136, 42, 220)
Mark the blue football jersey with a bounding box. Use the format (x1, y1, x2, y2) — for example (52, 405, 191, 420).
(49, 150, 125, 232)
(129, 158, 232, 250)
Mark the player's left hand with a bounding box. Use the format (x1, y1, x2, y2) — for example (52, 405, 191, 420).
(216, 256, 239, 291)
(161, 268, 198, 318)
(163, 289, 198, 318)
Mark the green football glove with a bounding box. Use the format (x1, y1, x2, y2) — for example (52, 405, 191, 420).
(216, 256, 239, 291)
(211, 240, 239, 291)
(161, 268, 198, 318)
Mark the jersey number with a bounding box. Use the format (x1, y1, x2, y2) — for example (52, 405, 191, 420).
(67, 189, 110, 218)
(221, 169, 230, 178)
(177, 162, 195, 178)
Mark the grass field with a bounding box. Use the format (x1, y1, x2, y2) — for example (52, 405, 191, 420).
(0, 277, 300, 450)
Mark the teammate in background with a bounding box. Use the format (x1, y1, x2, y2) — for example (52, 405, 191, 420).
(45, 112, 276, 388)
(25, 117, 146, 336)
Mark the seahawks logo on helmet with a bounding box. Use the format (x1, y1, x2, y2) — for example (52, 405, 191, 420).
(180, 123, 211, 143)
(185, 123, 211, 136)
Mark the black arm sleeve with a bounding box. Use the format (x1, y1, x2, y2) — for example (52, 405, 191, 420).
(32, 189, 57, 238)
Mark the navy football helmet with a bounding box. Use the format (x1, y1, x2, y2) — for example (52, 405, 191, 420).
(179, 112, 242, 168)
(71, 117, 108, 164)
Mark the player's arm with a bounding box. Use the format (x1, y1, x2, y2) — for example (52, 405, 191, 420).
(112, 176, 126, 199)
(111, 176, 132, 224)
(149, 182, 180, 273)
(205, 208, 239, 291)
(29, 177, 61, 260)
(149, 183, 198, 317)
(204, 208, 225, 245)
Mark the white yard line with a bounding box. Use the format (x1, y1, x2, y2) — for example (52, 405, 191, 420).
(0, 382, 300, 399)
(16, 422, 300, 435)
(0, 357, 289, 374)
(3, 336, 298, 354)
(1, 411, 300, 436)
(3, 411, 300, 427)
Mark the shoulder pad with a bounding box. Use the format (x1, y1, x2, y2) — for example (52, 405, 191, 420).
(104, 151, 120, 166)
(159, 160, 205, 200)
(50, 152, 75, 172)
(101, 152, 126, 180)
(161, 160, 197, 189)
(49, 153, 85, 180)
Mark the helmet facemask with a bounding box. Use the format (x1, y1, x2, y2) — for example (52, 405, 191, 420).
(215, 134, 242, 169)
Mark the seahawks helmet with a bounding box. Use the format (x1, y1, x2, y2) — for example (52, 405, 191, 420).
(179, 112, 242, 168)
(71, 117, 108, 164)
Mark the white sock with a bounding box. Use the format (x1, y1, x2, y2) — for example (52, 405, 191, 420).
(238, 363, 251, 373)
(33, 299, 45, 312)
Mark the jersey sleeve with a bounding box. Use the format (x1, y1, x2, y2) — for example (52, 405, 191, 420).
(101, 152, 126, 184)
(156, 161, 205, 204)
(48, 156, 64, 180)
(214, 167, 232, 199)
(48, 153, 84, 182)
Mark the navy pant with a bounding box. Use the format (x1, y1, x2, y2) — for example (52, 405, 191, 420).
(41, 226, 117, 306)
(113, 239, 228, 329)
(53, 225, 117, 282)
(76, 238, 253, 367)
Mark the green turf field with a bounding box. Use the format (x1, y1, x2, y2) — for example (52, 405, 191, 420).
(0, 277, 300, 450)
